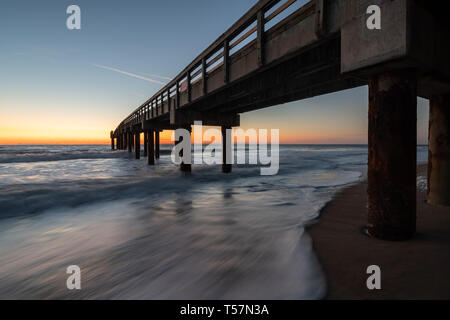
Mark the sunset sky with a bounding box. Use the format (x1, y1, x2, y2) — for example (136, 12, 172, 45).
(0, 0, 430, 145)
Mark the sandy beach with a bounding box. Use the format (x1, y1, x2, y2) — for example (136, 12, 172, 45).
(309, 165, 450, 299)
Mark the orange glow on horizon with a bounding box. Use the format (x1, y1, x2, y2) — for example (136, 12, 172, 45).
(1, 129, 365, 145)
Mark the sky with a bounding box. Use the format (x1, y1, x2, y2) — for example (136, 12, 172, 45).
(0, 0, 430, 144)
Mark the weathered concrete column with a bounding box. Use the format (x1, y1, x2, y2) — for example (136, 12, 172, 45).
(155, 131, 160, 159)
(148, 130, 155, 165)
(427, 94, 450, 206)
(135, 132, 140, 159)
(222, 126, 232, 173)
(367, 70, 417, 241)
(143, 131, 148, 157)
(128, 132, 132, 153)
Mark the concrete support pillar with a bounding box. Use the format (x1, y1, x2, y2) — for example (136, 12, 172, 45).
(222, 126, 232, 173)
(128, 132, 132, 153)
(427, 94, 450, 206)
(367, 70, 417, 241)
(148, 130, 155, 165)
(143, 131, 148, 157)
(176, 127, 191, 172)
(135, 132, 140, 159)
(155, 131, 160, 159)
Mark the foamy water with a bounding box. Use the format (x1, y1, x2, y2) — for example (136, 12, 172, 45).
(0, 144, 428, 299)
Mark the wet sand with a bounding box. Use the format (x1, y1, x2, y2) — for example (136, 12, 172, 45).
(308, 165, 450, 299)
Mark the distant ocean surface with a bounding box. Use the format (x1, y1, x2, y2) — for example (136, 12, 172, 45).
(0, 144, 428, 299)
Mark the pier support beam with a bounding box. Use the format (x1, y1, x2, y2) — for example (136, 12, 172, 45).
(367, 70, 417, 241)
(111, 137, 115, 150)
(155, 131, 160, 159)
(222, 126, 232, 173)
(427, 94, 450, 206)
(143, 131, 148, 157)
(128, 132, 132, 153)
(135, 132, 140, 159)
(176, 127, 191, 172)
(148, 130, 155, 165)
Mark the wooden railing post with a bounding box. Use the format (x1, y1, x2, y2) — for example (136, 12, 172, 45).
(176, 81, 180, 108)
(315, 0, 325, 38)
(224, 39, 229, 83)
(187, 71, 192, 103)
(167, 88, 171, 113)
(202, 57, 207, 95)
(257, 10, 265, 67)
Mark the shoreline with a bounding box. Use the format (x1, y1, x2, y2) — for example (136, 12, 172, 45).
(308, 164, 450, 299)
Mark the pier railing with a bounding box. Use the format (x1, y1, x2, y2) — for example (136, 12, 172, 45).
(116, 0, 317, 133)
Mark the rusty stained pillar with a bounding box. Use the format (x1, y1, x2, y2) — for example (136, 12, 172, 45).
(148, 130, 155, 165)
(222, 126, 232, 173)
(155, 131, 160, 159)
(143, 131, 148, 157)
(367, 70, 417, 241)
(128, 132, 132, 153)
(427, 94, 450, 206)
(135, 132, 140, 159)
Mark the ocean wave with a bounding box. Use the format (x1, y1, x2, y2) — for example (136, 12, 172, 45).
(0, 149, 173, 164)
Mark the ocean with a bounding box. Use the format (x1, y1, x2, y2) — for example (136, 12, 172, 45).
(0, 144, 429, 299)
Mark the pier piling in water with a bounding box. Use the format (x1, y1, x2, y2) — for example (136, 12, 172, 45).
(427, 94, 450, 206)
(148, 130, 155, 165)
(155, 131, 160, 159)
(367, 70, 417, 241)
(128, 132, 132, 153)
(143, 131, 148, 157)
(178, 127, 191, 172)
(135, 132, 140, 159)
(110, 131, 115, 150)
(222, 126, 232, 173)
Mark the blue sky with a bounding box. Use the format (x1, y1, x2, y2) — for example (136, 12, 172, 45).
(0, 0, 429, 144)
